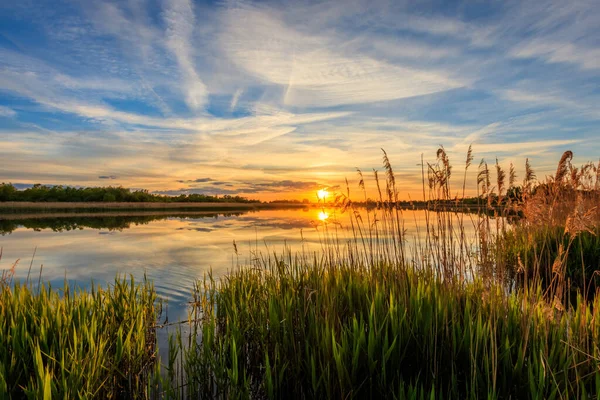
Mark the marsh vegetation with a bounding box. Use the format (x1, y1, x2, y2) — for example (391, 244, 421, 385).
(1, 148, 599, 398)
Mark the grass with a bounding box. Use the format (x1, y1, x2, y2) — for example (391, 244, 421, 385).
(500, 151, 600, 304)
(1, 147, 599, 398)
(503, 225, 600, 300)
(0, 275, 160, 399)
(174, 260, 600, 399)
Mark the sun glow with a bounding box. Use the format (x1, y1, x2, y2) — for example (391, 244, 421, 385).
(317, 189, 329, 201)
(318, 211, 329, 221)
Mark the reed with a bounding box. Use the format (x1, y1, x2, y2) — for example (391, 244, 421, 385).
(0, 276, 159, 399)
(2, 147, 600, 399)
(172, 253, 600, 399)
(163, 148, 600, 399)
(504, 151, 600, 304)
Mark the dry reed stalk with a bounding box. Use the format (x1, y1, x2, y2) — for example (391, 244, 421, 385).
(524, 158, 535, 195)
(496, 158, 506, 205)
(555, 150, 573, 185)
(509, 163, 516, 189)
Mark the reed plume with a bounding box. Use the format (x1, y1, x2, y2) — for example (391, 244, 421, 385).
(509, 163, 516, 189)
(462, 144, 474, 198)
(356, 168, 365, 191)
(495, 158, 505, 204)
(477, 159, 490, 198)
(373, 169, 383, 203)
(555, 150, 573, 185)
(381, 149, 395, 189)
(524, 158, 535, 193)
(596, 159, 600, 190)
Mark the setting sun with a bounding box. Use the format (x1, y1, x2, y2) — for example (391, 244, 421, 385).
(318, 211, 329, 221)
(317, 189, 329, 201)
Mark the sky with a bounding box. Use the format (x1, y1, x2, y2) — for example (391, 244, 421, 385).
(0, 0, 599, 201)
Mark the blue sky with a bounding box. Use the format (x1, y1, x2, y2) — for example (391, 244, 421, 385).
(0, 0, 599, 199)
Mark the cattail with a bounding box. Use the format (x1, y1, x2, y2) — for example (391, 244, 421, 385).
(555, 150, 573, 185)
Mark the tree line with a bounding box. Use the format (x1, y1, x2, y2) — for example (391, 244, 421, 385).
(0, 183, 260, 203)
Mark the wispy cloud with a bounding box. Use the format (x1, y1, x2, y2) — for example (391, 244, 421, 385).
(230, 88, 243, 111)
(163, 0, 208, 111)
(176, 178, 214, 183)
(0, 0, 599, 199)
(219, 3, 464, 107)
(0, 106, 16, 117)
(511, 40, 600, 71)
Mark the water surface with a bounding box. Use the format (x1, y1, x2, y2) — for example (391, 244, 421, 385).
(0, 207, 485, 322)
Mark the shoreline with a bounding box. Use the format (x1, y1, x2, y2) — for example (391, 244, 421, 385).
(0, 201, 317, 213)
(0, 209, 257, 220)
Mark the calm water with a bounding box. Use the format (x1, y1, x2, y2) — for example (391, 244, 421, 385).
(0, 208, 484, 322)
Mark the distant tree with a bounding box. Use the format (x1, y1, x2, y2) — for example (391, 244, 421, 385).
(0, 183, 17, 201)
(103, 193, 116, 202)
(0, 183, 260, 203)
(506, 186, 523, 203)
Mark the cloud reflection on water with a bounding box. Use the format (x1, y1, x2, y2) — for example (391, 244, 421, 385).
(0, 208, 485, 322)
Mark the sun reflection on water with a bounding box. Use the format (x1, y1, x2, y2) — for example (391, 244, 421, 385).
(318, 211, 329, 221)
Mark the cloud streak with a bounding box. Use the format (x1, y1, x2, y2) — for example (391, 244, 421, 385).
(163, 0, 208, 111)
(0, 106, 16, 117)
(219, 4, 464, 107)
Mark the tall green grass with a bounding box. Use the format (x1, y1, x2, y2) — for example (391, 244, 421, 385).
(503, 225, 600, 300)
(174, 260, 600, 399)
(0, 276, 159, 399)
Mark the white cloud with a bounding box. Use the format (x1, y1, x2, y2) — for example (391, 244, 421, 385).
(163, 0, 208, 111)
(498, 88, 600, 120)
(219, 5, 464, 107)
(0, 106, 16, 117)
(368, 37, 457, 61)
(230, 88, 243, 111)
(511, 40, 600, 71)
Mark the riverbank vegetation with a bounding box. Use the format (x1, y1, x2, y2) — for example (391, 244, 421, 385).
(165, 149, 600, 398)
(0, 184, 259, 204)
(1, 148, 599, 398)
